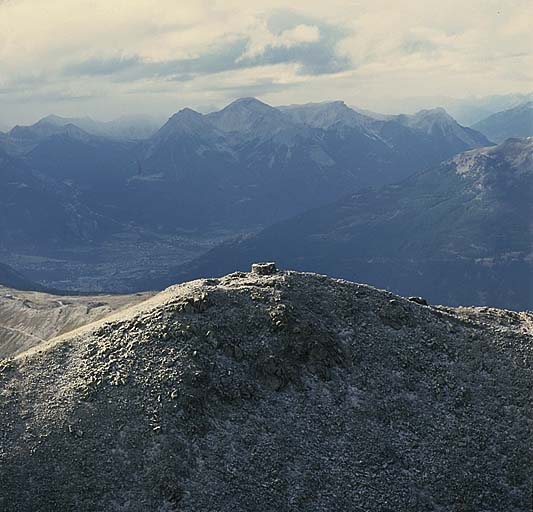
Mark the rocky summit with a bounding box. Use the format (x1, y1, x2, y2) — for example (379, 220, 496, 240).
(0, 267, 531, 511)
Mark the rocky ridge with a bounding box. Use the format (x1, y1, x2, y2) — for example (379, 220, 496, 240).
(0, 266, 531, 511)
(0, 285, 153, 358)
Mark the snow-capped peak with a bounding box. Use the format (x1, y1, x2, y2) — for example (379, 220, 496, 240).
(156, 108, 207, 138)
(395, 107, 457, 131)
(393, 107, 491, 146)
(206, 97, 283, 134)
(279, 101, 375, 130)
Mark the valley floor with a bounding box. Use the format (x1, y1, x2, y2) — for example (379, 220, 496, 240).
(0, 227, 254, 293)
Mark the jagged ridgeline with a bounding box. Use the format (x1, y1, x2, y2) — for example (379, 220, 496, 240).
(0, 265, 531, 511)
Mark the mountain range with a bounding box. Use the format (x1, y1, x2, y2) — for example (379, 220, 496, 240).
(2, 98, 492, 236)
(0, 114, 159, 152)
(2, 97, 531, 307)
(172, 138, 533, 309)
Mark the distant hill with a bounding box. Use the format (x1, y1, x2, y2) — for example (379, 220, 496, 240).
(473, 102, 533, 143)
(172, 138, 533, 309)
(0, 120, 94, 155)
(0, 114, 158, 158)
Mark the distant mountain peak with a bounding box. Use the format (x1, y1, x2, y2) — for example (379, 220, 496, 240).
(7, 117, 94, 146)
(174, 107, 204, 120)
(406, 107, 456, 125)
(39, 114, 68, 125)
(224, 97, 274, 111)
(279, 100, 375, 130)
(206, 97, 283, 134)
(156, 108, 208, 138)
(393, 107, 492, 147)
(181, 106, 200, 113)
(36, 114, 94, 128)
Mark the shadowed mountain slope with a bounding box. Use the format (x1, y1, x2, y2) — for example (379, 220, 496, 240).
(0, 148, 116, 250)
(0, 263, 45, 292)
(172, 138, 533, 309)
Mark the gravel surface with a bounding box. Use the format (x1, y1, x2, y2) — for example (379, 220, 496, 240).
(0, 267, 531, 511)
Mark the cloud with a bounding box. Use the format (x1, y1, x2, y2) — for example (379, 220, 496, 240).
(242, 23, 321, 59)
(238, 16, 350, 75)
(0, 0, 531, 125)
(64, 55, 143, 77)
(280, 25, 321, 46)
(59, 40, 246, 83)
(58, 14, 350, 84)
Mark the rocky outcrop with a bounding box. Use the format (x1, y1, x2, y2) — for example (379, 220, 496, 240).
(251, 262, 278, 275)
(0, 268, 531, 511)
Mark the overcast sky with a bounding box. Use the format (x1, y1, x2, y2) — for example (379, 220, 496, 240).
(0, 0, 531, 125)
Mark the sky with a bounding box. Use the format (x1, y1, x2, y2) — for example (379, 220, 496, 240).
(0, 0, 531, 126)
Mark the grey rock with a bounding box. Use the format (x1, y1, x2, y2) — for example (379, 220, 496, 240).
(378, 299, 413, 330)
(408, 296, 429, 306)
(251, 262, 278, 275)
(0, 270, 531, 512)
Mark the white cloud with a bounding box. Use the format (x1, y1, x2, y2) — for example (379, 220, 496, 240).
(280, 25, 321, 45)
(0, 0, 531, 125)
(242, 23, 321, 59)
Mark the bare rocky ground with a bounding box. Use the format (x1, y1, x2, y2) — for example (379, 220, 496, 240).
(0, 286, 153, 358)
(0, 266, 531, 511)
